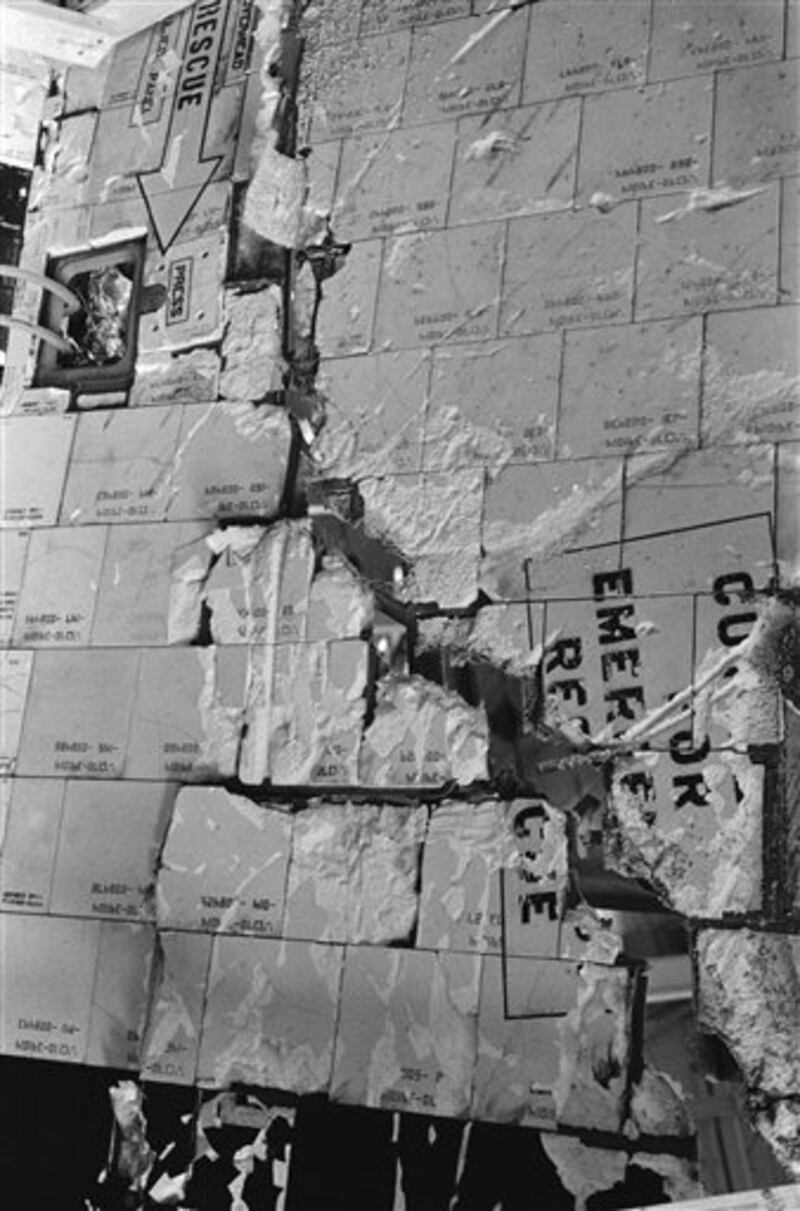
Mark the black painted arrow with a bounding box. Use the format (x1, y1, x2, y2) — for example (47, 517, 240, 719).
(137, 3, 226, 253)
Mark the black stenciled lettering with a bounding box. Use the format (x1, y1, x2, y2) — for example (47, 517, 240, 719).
(669, 729, 711, 765)
(188, 35, 213, 56)
(546, 636, 582, 672)
(713, 572, 754, 605)
(518, 890, 559, 923)
(605, 684, 645, 721)
(718, 612, 757, 646)
(593, 568, 633, 599)
(621, 770, 655, 801)
(596, 604, 637, 645)
(549, 678, 587, 706)
(600, 647, 640, 680)
(673, 773, 709, 808)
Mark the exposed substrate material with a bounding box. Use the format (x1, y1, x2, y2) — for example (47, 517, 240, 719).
(697, 929, 800, 1099)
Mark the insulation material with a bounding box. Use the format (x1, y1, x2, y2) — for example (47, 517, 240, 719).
(373, 223, 504, 350)
(284, 801, 426, 944)
(197, 936, 343, 1092)
(11, 525, 107, 647)
(167, 527, 217, 645)
(634, 1187, 800, 1211)
(219, 288, 284, 401)
(630, 1153, 703, 1205)
(88, 178, 231, 251)
(314, 239, 382, 359)
(108, 1079, 153, 1193)
(777, 443, 800, 586)
(471, 955, 576, 1128)
(306, 554, 375, 642)
(609, 746, 764, 917)
(312, 348, 429, 481)
(157, 786, 291, 936)
(0, 61, 47, 168)
(481, 458, 624, 601)
(232, 0, 284, 183)
(416, 602, 541, 677)
(8, 387, 70, 417)
(449, 100, 579, 224)
(552, 962, 635, 1132)
(714, 59, 800, 187)
(243, 144, 307, 248)
(417, 800, 515, 954)
(60, 407, 183, 526)
(358, 674, 488, 788)
(29, 111, 97, 214)
(92, 521, 212, 647)
(241, 639, 369, 786)
(141, 931, 212, 1086)
(629, 1066, 693, 1138)
(126, 646, 248, 781)
(86, 921, 156, 1069)
(636, 186, 779, 321)
(621, 447, 775, 590)
(524, 0, 649, 101)
(540, 1135, 628, 1211)
(0, 649, 34, 773)
(418, 798, 569, 958)
(558, 904, 624, 965)
(48, 780, 172, 922)
(500, 204, 636, 337)
(422, 335, 559, 472)
(138, 231, 228, 353)
(650, 0, 784, 79)
(0, 913, 101, 1064)
(331, 947, 482, 1118)
(693, 594, 781, 750)
(15, 648, 139, 779)
(358, 470, 484, 608)
(697, 929, 800, 1098)
(203, 520, 316, 645)
(403, 12, 529, 125)
(542, 592, 695, 745)
(331, 122, 454, 243)
(501, 954, 584, 1020)
(164, 402, 293, 522)
(298, 28, 410, 144)
(755, 1107, 800, 1184)
(129, 347, 221, 407)
(0, 777, 65, 914)
(557, 317, 702, 459)
(503, 798, 569, 959)
(0, 415, 75, 528)
(703, 306, 799, 443)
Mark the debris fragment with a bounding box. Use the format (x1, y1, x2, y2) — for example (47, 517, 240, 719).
(359, 674, 489, 787)
(540, 1134, 628, 1211)
(108, 1081, 154, 1192)
(696, 930, 800, 1099)
(285, 801, 426, 943)
(553, 963, 634, 1131)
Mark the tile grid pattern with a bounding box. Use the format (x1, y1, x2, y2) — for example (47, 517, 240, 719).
(0, 0, 797, 1142)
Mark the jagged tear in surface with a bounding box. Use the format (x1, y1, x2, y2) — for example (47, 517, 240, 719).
(6, 0, 799, 1202)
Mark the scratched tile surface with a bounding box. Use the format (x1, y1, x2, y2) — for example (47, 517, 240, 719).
(2, 3, 798, 1167)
